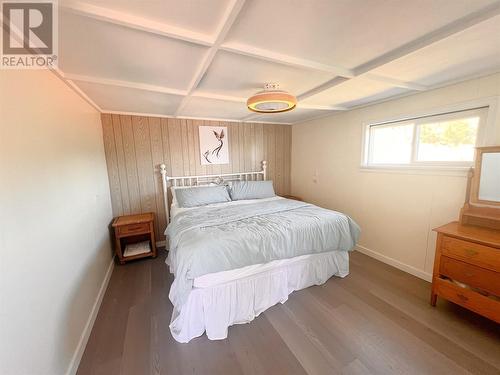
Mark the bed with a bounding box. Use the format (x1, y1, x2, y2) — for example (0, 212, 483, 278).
(160, 161, 360, 343)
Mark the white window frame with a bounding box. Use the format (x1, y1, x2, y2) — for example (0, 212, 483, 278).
(361, 99, 495, 176)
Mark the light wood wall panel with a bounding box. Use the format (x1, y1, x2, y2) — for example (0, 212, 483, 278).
(101, 114, 292, 241)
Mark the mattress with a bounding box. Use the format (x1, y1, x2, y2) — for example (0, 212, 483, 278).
(193, 251, 347, 288)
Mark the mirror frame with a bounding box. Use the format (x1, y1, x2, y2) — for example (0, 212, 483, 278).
(470, 146, 500, 207)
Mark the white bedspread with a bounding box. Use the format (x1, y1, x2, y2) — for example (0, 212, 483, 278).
(166, 198, 360, 309)
(164, 197, 361, 342)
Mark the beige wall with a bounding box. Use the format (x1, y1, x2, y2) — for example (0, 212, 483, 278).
(101, 114, 291, 241)
(0, 70, 113, 375)
(291, 73, 500, 280)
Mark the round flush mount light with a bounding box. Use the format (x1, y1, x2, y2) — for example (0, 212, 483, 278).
(247, 83, 297, 113)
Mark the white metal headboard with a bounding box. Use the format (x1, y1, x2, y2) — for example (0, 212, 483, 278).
(159, 160, 267, 223)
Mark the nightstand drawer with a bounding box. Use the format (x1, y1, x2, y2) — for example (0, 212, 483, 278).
(118, 223, 150, 236)
(440, 256, 500, 296)
(441, 236, 500, 272)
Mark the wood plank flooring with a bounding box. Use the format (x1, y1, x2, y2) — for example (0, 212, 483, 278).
(77, 251, 500, 375)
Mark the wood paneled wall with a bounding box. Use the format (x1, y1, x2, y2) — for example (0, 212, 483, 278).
(101, 114, 292, 241)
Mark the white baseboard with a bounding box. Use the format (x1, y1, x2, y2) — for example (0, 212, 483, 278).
(156, 240, 166, 248)
(355, 245, 432, 283)
(65, 256, 115, 375)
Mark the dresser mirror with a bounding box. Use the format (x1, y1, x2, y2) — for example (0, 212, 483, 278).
(478, 151, 500, 203)
(460, 146, 500, 230)
(471, 146, 500, 206)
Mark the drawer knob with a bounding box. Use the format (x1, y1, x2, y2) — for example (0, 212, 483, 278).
(457, 293, 469, 302)
(464, 249, 478, 256)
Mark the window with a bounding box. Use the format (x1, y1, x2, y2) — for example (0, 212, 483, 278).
(364, 108, 487, 168)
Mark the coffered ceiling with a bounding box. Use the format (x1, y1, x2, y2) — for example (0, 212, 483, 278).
(58, 0, 500, 124)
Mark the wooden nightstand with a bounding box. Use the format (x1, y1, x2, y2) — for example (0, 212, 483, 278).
(282, 195, 303, 201)
(112, 213, 157, 264)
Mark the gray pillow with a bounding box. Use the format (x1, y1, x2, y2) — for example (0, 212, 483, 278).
(230, 180, 275, 201)
(175, 185, 231, 208)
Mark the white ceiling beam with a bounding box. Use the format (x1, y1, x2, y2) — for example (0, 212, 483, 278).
(192, 90, 347, 110)
(59, 1, 500, 121)
(57, 71, 349, 110)
(297, 76, 350, 101)
(363, 74, 428, 91)
(64, 79, 103, 111)
(192, 91, 247, 103)
(50, 69, 102, 112)
(290, 110, 343, 125)
(220, 43, 431, 92)
(60, 0, 213, 46)
(187, 0, 247, 90)
(174, 0, 247, 116)
(101, 110, 291, 125)
(60, 1, 421, 94)
(61, 73, 188, 96)
(177, 115, 291, 125)
(60, 0, 436, 97)
(220, 42, 354, 78)
(297, 103, 347, 111)
(298, 1, 500, 102)
(354, 1, 500, 75)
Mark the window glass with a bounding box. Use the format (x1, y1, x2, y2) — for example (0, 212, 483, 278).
(364, 108, 485, 168)
(416, 117, 479, 162)
(369, 123, 414, 164)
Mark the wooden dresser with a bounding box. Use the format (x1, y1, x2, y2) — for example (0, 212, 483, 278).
(431, 222, 500, 323)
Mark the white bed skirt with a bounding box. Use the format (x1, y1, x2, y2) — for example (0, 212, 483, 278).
(169, 251, 349, 343)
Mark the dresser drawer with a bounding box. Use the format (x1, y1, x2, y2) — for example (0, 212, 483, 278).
(117, 222, 150, 236)
(439, 256, 500, 296)
(441, 236, 500, 272)
(435, 278, 500, 323)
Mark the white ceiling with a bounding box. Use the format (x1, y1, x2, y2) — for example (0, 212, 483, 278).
(58, 0, 500, 124)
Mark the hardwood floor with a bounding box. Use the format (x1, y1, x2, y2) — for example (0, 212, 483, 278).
(77, 251, 500, 375)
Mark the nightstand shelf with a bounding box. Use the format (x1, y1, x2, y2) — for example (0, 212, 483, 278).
(112, 213, 157, 264)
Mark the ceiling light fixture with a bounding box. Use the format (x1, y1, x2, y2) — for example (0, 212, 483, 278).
(247, 83, 297, 113)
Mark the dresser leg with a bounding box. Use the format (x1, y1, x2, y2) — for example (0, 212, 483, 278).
(430, 292, 437, 306)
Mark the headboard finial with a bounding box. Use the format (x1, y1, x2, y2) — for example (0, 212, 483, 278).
(262, 160, 267, 180)
(159, 164, 169, 224)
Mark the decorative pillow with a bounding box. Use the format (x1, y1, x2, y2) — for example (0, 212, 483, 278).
(229, 180, 275, 201)
(171, 186, 195, 207)
(174, 185, 231, 208)
(170, 184, 218, 207)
